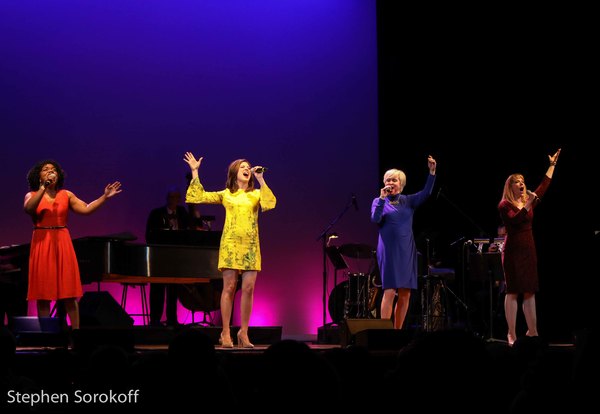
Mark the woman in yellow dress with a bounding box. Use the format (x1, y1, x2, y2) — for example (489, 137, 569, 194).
(184, 152, 276, 348)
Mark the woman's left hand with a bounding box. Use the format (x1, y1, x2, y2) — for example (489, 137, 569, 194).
(428, 155, 437, 173)
(548, 148, 561, 165)
(104, 181, 123, 198)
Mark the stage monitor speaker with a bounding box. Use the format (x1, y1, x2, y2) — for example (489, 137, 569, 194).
(345, 318, 393, 335)
(341, 318, 392, 347)
(11, 316, 61, 333)
(342, 318, 413, 350)
(79, 291, 133, 328)
(10, 316, 66, 347)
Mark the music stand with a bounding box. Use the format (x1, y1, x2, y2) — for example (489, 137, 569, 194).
(325, 246, 349, 324)
(326, 246, 349, 271)
(469, 252, 503, 339)
(316, 194, 357, 330)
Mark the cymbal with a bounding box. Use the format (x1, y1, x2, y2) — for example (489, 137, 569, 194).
(338, 243, 375, 259)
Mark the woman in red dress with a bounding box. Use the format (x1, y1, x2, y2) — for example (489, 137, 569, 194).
(498, 148, 561, 346)
(24, 160, 122, 329)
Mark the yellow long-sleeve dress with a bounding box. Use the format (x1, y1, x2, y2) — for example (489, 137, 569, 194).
(186, 177, 276, 272)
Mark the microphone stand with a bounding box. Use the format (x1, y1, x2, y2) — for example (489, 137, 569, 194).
(437, 189, 487, 237)
(316, 196, 355, 329)
(437, 189, 487, 331)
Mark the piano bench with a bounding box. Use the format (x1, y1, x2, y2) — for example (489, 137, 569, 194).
(120, 283, 149, 326)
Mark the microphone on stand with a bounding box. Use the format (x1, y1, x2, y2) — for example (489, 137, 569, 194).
(449, 236, 466, 247)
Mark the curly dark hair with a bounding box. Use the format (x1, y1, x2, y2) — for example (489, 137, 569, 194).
(26, 159, 66, 191)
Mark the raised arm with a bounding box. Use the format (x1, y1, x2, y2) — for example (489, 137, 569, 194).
(252, 166, 276, 211)
(428, 154, 436, 175)
(545, 148, 561, 179)
(69, 181, 122, 215)
(183, 152, 203, 180)
(24, 185, 47, 216)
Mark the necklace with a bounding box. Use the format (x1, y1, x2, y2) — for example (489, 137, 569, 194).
(388, 195, 400, 205)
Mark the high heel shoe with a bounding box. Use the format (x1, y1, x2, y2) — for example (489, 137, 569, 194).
(237, 331, 254, 348)
(507, 333, 516, 347)
(219, 333, 234, 348)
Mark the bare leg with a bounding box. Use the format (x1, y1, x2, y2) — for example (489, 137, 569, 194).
(62, 298, 79, 330)
(394, 288, 411, 329)
(522, 293, 538, 337)
(504, 293, 518, 345)
(237, 271, 257, 347)
(37, 300, 51, 317)
(380, 289, 396, 320)
(220, 269, 238, 344)
(238, 271, 257, 333)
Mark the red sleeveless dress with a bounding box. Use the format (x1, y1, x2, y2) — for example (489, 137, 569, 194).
(27, 190, 82, 300)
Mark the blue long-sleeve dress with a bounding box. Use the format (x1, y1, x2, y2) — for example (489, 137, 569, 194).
(371, 174, 435, 290)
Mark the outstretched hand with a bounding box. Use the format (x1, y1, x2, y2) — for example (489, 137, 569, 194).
(104, 181, 122, 198)
(427, 155, 437, 174)
(548, 148, 561, 165)
(184, 152, 203, 170)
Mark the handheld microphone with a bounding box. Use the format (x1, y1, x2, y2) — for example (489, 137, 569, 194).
(254, 167, 268, 173)
(526, 189, 539, 200)
(43, 174, 56, 187)
(384, 186, 392, 193)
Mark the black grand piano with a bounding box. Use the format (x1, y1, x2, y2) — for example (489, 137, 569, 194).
(74, 230, 222, 284)
(1, 231, 223, 325)
(0, 243, 30, 326)
(76, 230, 224, 318)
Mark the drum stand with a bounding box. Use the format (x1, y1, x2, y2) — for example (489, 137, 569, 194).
(421, 240, 468, 332)
(422, 269, 469, 332)
(344, 273, 370, 319)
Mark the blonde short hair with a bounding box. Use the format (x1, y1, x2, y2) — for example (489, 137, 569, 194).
(383, 169, 406, 190)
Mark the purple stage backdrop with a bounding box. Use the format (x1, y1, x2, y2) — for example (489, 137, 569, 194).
(0, 1, 379, 336)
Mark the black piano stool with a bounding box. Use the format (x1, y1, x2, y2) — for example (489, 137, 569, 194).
(120, 283, 149, 325)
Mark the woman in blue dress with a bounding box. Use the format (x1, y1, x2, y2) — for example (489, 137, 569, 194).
(371, 155, 436, 329)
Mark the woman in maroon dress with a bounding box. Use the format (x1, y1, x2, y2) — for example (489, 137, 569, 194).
(498, 148, 561, 346)
(24, 160, 122, 330)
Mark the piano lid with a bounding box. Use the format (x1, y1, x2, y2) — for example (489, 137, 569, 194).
(114, 243, 221, 279)
(146, 229, 221, 247)
(74, 232, 138, 242)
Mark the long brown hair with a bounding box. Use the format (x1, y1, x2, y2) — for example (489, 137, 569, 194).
(225, 159, 255, 193)
(500, 173, 527, 207)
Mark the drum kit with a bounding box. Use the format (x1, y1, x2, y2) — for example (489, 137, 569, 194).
(327, 243, 380, 324)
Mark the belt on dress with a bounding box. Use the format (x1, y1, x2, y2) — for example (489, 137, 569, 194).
(34, 226, 67, 230)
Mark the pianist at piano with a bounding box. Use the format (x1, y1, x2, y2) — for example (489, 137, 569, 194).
(24, 159, 123, 330)
(145, 188, 191, 327)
